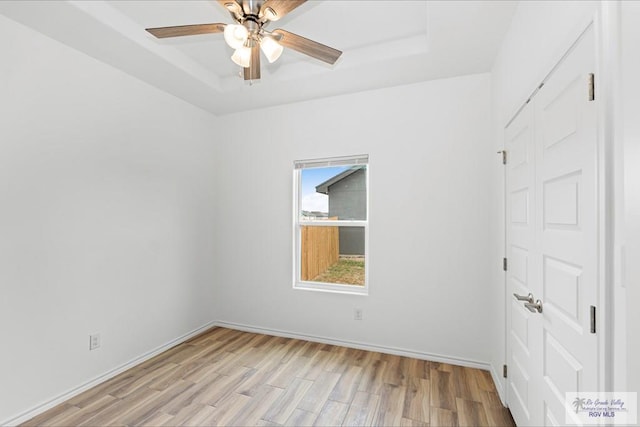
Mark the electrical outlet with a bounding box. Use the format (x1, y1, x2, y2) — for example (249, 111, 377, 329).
(354, 308, 363, 321)
(89, 334, 101, 351)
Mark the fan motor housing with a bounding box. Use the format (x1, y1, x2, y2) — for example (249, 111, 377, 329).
(242, 0, 264, 16)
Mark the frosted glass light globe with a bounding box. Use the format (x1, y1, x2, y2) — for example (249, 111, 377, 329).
(231, 46, 252, 68)
(260, 36, 283, 63)
(224, 24, 248, 49)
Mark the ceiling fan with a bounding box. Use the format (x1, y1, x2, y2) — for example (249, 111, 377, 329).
(145, 0, 342, 81)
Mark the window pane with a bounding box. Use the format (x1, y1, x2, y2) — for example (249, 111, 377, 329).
(300, 165, 367, 220)
(301, 226, 365, 286)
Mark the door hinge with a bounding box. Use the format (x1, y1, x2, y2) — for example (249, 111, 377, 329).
(503, 257, 508, 271)
(588, 73, 595, 101)
(497, 150, 507, 165)
(503, 364, 508, 378)
(590, 305, 597, 333)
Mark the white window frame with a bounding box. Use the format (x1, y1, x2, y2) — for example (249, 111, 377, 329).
(292, 155, 369, 295)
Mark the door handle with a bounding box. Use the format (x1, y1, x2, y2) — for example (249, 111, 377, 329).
(513, 293, 534, 303)
(524, 299, 543, 313)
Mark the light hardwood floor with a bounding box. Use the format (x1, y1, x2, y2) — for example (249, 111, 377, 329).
(23, 327, 515, 426)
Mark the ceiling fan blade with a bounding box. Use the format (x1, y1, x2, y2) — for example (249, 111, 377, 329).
(217, 0, 239, 10)
(217, 0, 243, 19)
(260, 0, 306, 21)
(272, 29, 342, 65)
(243, 45, 261, 81)
(145, 23, 225, 39)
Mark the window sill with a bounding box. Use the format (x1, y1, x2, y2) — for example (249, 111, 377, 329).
(293, 281, 368, 296)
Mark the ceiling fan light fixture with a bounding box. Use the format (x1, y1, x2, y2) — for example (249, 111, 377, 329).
(146, 1, 343, 82)
(231, 45, 252, 68)
(260, 36, 283, 63)
(223, 24, 248, 49)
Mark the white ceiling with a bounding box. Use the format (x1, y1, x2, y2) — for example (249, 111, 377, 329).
(0, 0, 517, 115)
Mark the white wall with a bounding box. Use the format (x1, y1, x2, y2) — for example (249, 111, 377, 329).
(213, 73, 493, 366)
(489, 0, 600, 399)
(0, 15, 218, 424)
(621, 1, 640, 398)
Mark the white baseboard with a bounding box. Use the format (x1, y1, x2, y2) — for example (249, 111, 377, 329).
(2, 320, 217, 427)
(214, 320, 492, 371)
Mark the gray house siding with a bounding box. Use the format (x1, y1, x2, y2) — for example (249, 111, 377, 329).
(327, 168, 366, 255)
(336, 226, 365, 255)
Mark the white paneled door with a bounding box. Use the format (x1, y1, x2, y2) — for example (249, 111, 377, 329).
(506, 25, 599, 427)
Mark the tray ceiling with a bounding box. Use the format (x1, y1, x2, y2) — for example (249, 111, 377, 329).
(0, 1, 517, 115)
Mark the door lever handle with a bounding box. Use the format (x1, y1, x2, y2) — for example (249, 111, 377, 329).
(524, 299, 543, 313)
(513, 293, 534, 303)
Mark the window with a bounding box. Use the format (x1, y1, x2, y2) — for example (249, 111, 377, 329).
(293, 155, 369, 294)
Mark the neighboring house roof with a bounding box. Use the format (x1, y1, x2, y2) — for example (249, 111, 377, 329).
(315, 166, 365, 195)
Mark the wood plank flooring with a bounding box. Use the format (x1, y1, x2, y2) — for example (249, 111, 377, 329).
(22, 328, 515, 426)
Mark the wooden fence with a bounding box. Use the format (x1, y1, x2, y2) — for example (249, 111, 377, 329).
(301, 224, 339, 281)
